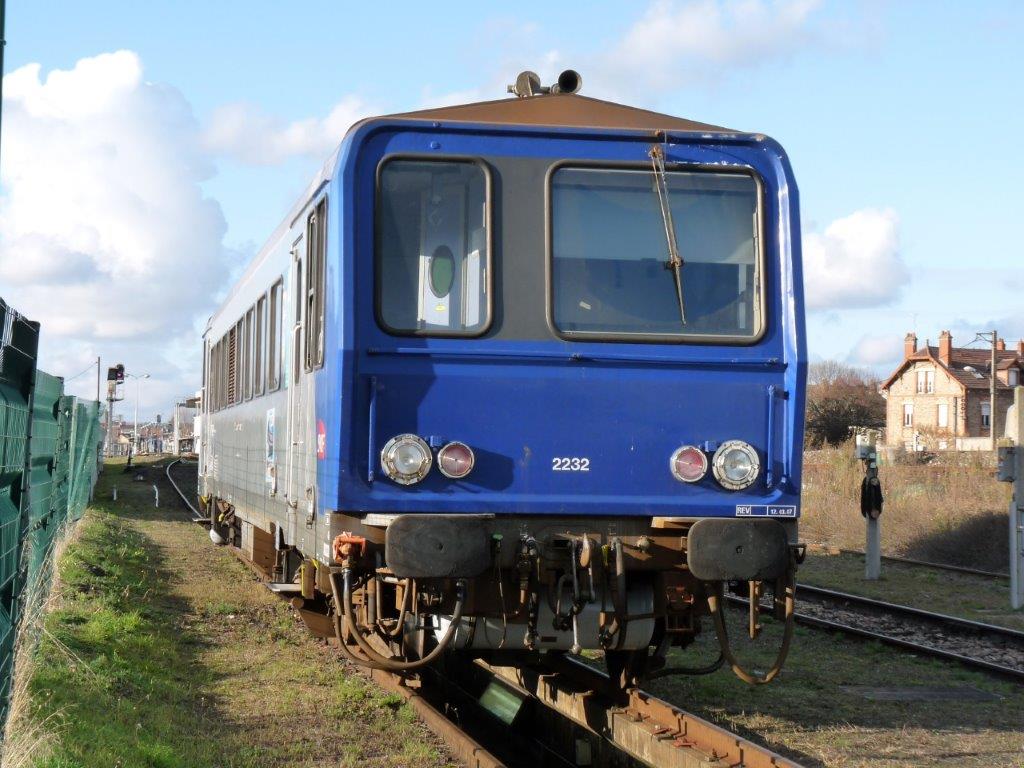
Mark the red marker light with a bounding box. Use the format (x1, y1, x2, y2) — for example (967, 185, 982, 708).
(438, 442, 475, 479)
(670, 445, 707, 483)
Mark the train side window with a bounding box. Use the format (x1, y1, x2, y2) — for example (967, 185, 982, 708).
(376, 158, 490, 336)
(214, 340, 221, 412)
(222, 334, 230, 408)
(305, 197, 327, 371)
(268, 280, 283, 391)
(244, 307, 254, 401)
(233, 319, 243, 404)
(211, 339, 218, 411)
(227, 324, 238, 406)
(254, 295, 266, 396)
(207, 340, 214, 412)
(220, 336, 227, 410)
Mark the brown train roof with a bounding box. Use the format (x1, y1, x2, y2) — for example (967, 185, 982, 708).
(387, 93, 737, 134)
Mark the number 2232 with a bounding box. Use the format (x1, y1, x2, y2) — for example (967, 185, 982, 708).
(551, 457, 590, 472)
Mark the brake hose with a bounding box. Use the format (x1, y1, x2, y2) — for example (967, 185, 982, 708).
(330, 569, 465, 672)
(705, 558, 797, 685)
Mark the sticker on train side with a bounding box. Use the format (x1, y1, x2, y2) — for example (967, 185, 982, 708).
(735, 504, 797, 518)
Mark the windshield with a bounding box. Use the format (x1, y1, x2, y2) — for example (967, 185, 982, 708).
(550, 166, 761, 341)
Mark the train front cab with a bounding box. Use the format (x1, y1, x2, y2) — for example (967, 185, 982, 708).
(320, 93, 807, 685)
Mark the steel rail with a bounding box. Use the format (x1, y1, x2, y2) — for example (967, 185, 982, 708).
(730, 587, 1024, 684)
(164, 457, 203, 520)
(400, 652, 805, 768)
(837, 548, 1008, 580)
(511, 654, 804, 768)
(798, 584, 1024, 642)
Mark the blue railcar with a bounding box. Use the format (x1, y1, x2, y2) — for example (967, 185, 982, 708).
(199, 71, 806, 684)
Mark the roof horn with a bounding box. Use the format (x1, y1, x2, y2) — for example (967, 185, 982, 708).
(507, 69, 582, 98)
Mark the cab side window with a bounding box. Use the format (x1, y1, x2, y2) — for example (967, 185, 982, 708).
(305, 197, 327, 370)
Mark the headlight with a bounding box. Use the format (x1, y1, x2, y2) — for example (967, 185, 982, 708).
(669, 445, 707, 483)
(381, 434, 432, 485)
(437, 441, 475, 479)
(712, 440, 760, 490)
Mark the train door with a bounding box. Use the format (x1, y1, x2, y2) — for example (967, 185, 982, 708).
(285, 236, 306, 546)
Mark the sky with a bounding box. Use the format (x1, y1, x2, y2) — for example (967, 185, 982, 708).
(1, 0, 1022, 421)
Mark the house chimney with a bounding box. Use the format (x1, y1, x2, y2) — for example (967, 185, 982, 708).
(938, 330, 952, 365)
(904, 332, 917, 358)
(1018, 339, 1024, 357)
(997, 338, 1006, 352)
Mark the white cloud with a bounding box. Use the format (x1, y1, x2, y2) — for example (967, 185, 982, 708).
(847, 333, 904, 368)
(803, 208, 907, 311)
(202, 96, 375, 165)
(596, 0, 822, 94)
(0, 50, 238, 415)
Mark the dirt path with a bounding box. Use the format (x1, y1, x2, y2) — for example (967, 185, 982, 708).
(25, 459, 455, 768)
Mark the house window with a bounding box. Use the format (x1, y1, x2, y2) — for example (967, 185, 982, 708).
(903, 402, 913, 427)
(1010, 369, 1020, 387)
(916, 371, 925, 394)
(937, 402, 948, 429)
(926, 370, 934, 393)
(981, 401, 991, 429)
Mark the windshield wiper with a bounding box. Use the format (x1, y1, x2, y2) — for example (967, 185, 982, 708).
(649, 145, 687, 327)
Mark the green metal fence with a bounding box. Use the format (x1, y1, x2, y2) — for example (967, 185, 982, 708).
(0, 298, 103, 733)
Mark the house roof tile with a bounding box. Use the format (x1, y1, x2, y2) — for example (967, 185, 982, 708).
(881, 345, 1023, 391)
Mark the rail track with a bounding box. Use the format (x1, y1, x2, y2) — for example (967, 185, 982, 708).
(734, 583, 1024, 683)
(162, 457, 803, 767)
(164, 457, 203, 521)
(836, 548, 1008, 580)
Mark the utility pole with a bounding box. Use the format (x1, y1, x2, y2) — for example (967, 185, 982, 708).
(992, 330, 999, 451)
(128, 372, 150, 454)
(104, 364, 125, 457)
(974, 331, 1000, 451)
(1, 0, 6, 165)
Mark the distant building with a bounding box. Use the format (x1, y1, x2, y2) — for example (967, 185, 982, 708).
(881, 331, 1023, 450)
(138, 420, 173, 454)
(171, 396, 199, 455)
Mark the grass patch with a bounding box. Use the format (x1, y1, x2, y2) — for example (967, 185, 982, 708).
(28, 505, 227, 767)
(802, 444, 1011, 572)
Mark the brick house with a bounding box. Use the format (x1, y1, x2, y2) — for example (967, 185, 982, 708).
(881, 331, 1024, 450)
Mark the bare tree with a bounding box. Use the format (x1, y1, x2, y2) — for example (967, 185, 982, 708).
(805, 361, 886, 446)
